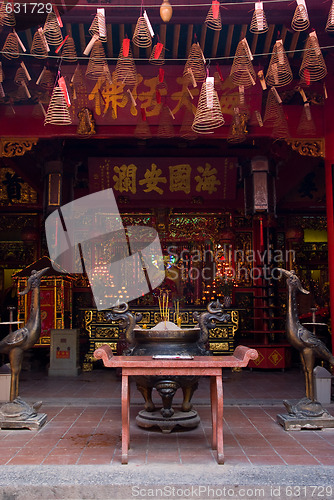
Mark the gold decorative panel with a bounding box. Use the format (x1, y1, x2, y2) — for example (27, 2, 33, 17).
(210, 342, 229, 351)
(285, 138, 324, 158)
(0, 168, 38, 205)
(0, 138, 38, 157)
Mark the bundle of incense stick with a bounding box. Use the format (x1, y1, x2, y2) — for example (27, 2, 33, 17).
(158, 291, 170, 326)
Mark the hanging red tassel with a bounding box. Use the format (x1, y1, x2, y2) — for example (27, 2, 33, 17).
(304, 68, 311, 86)
(259, 217, 264, 248)
(216, 63, 224, 82)
(55, 34, 69, 54)
(155, 42, 163, 59)
(58, 76, 71, 107)
(141, 108, 146, 121)
(156, 89, 161, 103)
(52, 4, 63, 27)
(123, 38, 130, 57)
(212, 0, 220, 19)
(159, 68, 164, 83)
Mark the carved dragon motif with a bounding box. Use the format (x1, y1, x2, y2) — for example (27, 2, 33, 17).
(105, 303, 142, 354)
(193, 300, 231, 355)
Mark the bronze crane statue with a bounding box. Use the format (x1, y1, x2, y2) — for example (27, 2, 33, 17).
(282, 269, 334, 402)
(0, 267, 49, 401)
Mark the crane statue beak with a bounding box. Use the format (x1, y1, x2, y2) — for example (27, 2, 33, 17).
(36, 267, 50, 279)
(19, 267, 50, 295)
(281, 269, 310, 294)
(297, 282, 310, 295)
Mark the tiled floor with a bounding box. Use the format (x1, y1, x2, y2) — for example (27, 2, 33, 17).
(0, 366, 333, 466)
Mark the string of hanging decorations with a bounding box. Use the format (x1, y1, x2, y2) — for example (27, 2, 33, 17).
(0, 0, 332, 135)
(1, 43, 334, 62)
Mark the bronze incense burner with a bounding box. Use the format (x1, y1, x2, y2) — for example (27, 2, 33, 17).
(106, 301, 230, 430)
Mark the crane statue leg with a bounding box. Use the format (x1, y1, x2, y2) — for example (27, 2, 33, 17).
(302, 349, 315, 401)
(9, 348, 24, 401)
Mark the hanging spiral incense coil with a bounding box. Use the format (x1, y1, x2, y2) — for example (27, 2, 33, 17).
(43, 12, 63, 46)
(72, 65, 85, 89)
(263, 88, 289, 138)
(230, 39, 256, 88)
(86, 40, 107, 80)
(70, 65, 88, 109)
(2, 33, 19, 59)
(0, 2, 16, 26)
(265, 40, 292, 87)
(44, 86, 72, 125)
(89, 12, 107, 43)
(0, 62, 4, 83)
(205, 2, 222, 31)
(31, 30, 49, 59)
(180, 108, 198, 140)
(326, 0, 334, 31)
(183, 43, 206, 85)
(61, 36, 77, 63)
(132, 16, 152, 48)
(299, 32, 327, 83)
(113, 40, 138, 86)
(14, 67, 28, 86)
(134, 113, 152, 140)
(272, 114, 290, 139)
(157, 105, 175, 138)
(250, 4, 268, 34)
(291, 3, 309, 31)
(192, 81, 224, 134)
(297, 104, 316, 136)
(13, 67, 30, 99)
(263, 88, 281, 126)
(38, 68, 54, 90)
(149, 43, 165, 65)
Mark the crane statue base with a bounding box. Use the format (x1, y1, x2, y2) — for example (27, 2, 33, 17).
(277, 397, 334, 430)
(0, 397, 47, 430)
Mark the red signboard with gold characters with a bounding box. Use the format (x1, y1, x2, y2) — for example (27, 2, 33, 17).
(89, 157, 238, 201)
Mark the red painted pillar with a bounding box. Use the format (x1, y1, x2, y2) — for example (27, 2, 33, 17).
(324, 76, 334, 352)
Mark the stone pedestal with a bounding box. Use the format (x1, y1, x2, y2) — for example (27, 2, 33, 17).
(0, 365, 11, 402)
(0, 413, 47, 430)
(277, 412, 334, 431)
(0, 397, 47, 430)
(136, 409, 200, 433)
(48, 329, 81, 377)
(277, 397, 334, 430)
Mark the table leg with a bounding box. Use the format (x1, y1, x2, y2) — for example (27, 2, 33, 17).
(210, 376, 217, 450)
(216, 373, 224, 464)
(121, 374, 130, 464)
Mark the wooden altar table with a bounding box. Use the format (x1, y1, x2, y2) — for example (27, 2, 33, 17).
(93, 345, 258, 465)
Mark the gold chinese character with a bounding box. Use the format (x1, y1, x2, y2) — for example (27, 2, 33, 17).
(169, 164, 191, 194)
(139, 163, 167, 195)
(88, 78, 127, 118)
(137, 76, 167, 117)
(219, 78, 239, 116)
(170, 76, 198, 116)
(113, 164, 137, 194)
(195, 163, 221, 194)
